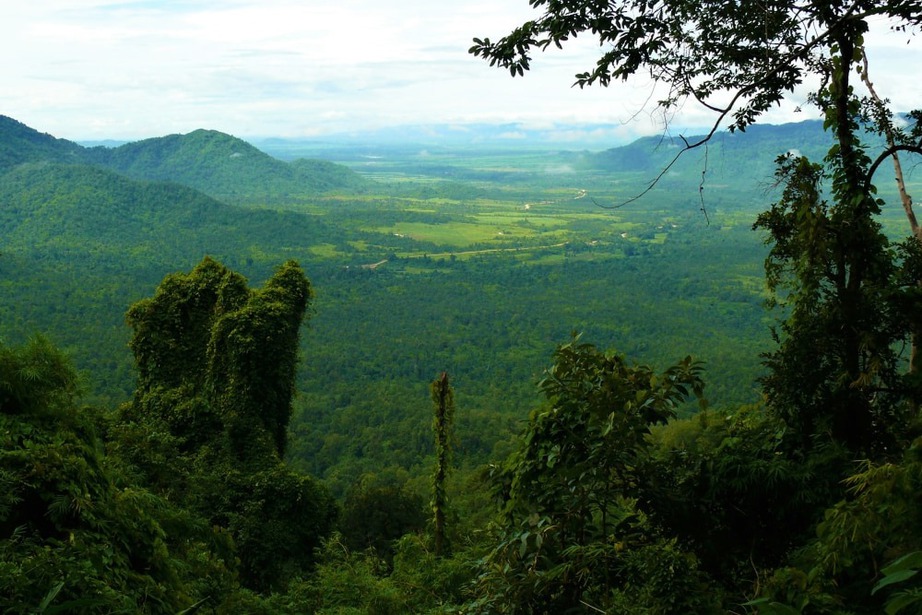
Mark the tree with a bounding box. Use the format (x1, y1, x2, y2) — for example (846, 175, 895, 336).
(117, 257, 335, 592)
(470, 0, 920, 147)
(753, 149, 916, 456)
(471, 338, 714, 613)
(431, 372, 455, 558)
(125, 256, 310, 463)
(0, 337, 236, 613)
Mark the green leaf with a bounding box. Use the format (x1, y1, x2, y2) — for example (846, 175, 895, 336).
(886, 590, 922, 615)
(743, 598, 802, 615)
(36, 581, 64, 613)
(883, 552, 922, 576)
(176, 596, 211, 614)
(874, 570, 919, 595)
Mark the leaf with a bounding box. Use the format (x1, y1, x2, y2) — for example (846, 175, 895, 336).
(886, 590, 922, 615)
(874, 552, 922, 595)
(743, 598, 802, 615)
(883, 552, 922, 576)
(36, 581, 64, 612)
(177, 596, 212, 614)
(519, 532, 529, 558)
(874, 570, 919, 595)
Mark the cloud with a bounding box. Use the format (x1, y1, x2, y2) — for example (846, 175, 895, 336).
(1, 1, 920, 141)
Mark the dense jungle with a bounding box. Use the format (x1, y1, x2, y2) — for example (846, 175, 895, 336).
(4, 0, 922, 611)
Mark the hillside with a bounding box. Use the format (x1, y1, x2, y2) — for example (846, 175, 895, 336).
(1, 114, 863, 490)
(0, 115, 85, 171)
(1, 163, 239, 260)
(84, 129, 368, 201)
(0, 115, 368, 201)
(577, 120, 831, 180)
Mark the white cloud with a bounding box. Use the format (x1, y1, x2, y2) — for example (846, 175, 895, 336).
(0, 1, 919, 142)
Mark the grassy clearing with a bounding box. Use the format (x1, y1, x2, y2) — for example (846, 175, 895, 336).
(364, 221, 513, 248)
(309, 243, 343, 258)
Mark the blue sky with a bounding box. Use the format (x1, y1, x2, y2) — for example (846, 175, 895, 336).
(3, 1, 920, 144)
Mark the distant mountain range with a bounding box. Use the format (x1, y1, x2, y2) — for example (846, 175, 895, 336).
(560, 119, 838, 192)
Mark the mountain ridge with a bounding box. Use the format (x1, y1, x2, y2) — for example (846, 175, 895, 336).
(0, 115, 368, 200)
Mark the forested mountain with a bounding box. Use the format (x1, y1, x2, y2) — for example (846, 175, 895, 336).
(84, 129, 368, 201)
(0, 114, 367, 202)
(0, 161, 331, 264)
(0, 115, 84, 170)
(0, 163, 232, 258)
(578, 119, 831, 179)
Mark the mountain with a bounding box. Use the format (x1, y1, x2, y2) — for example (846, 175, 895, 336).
(84, 129, 368, 201)
(0, 115, 85, 171)
(0, 163, 233, 260)
(577, 120, 832, 182)
(0, 115, 368, 201)
(0, 162, 335, 268)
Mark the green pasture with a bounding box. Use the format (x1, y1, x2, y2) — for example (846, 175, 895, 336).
(364, 221, 499, 247)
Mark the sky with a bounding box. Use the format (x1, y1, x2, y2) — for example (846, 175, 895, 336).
(3, 1, 921, 144)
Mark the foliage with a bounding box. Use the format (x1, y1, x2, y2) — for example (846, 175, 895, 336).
(753, 440, 922, 613)
(339, 481, 427, 562)
(470, 338, 715, 613)
(874, 551, 922, 615)
(303, 533, 470, 614)
(0, 337, 236, 613)
(644, 407, 847, 594)
(431, 372, 455, 557)
(117, 257, 336, 592)
(755, 154, 900, 454)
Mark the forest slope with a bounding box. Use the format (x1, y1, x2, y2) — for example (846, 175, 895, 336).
(0, 114, 367, 202)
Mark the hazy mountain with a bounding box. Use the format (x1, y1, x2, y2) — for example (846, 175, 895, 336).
(578, 120, 832, 180)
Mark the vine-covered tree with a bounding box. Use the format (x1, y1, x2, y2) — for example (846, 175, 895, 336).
(126, 256, 310, 462)
(431, 371, 455, 558)
(117, 257, 335, 592)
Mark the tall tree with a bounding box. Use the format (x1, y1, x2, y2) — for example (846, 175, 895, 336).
(431, 371, 455, 558)
(119, 257, 335, 592)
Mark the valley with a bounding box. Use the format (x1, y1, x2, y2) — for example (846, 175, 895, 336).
(2, 115, 915, 492)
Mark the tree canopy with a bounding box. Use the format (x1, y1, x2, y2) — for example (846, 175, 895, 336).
(471, 0, 922, 138)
